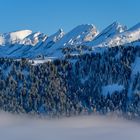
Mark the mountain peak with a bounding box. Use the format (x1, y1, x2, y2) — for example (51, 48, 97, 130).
(58, 28, 64, 33)
(6, 30, 32, 40)
(101, 21, 127, 35)
(45, 29, 65, 44)
(61, 24, 98, 46)
(0, 22, 140, 58)
(0, 30, 32, 45)
(109, 21, 127, 33)
(86, 21, 127, 47)
(21, 31, 47, 46)
(111, 21, 121, 26)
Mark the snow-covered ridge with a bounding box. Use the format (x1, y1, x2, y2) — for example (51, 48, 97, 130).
(53, 24, 98, 47)
(88, 22, 140, 48)
(0, 22, 140, 58)
(0, 30, 32, 46)
(45, 24, 98, 57)
(20, 32, 47, 46)
(86, 21, 127, 46)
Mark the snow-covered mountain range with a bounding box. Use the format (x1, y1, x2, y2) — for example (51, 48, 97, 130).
(1, 22, 140, 119)
(0, 21, 140, 59)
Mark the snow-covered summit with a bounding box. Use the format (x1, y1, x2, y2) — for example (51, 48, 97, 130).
(54, 24, 98, 47)
(45, 24, 98, 57)
(0, 30, 32, 46)
(0, 22, 140, 58)
(23, 29, 65, 58)
(86, 21, 127, 46)
(20, 32, 47, 46)
(87, 22, 140, 49)
(44, 29, 65, 46)
(68, 24, 98, 44)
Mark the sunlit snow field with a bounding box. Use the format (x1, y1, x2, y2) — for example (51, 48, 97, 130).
(0, 112, 139, 140)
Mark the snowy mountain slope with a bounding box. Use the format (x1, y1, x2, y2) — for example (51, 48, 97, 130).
(0, 29, 61, 57)
(0, 22, 140, 59)
(0, 29, 65, 58)
(45, 24, 98, 57)
(20, 32, 47, 46)
(88, 23, 140, 49)
(24, 29, 65, 58)
(85, 22, 127, 46)
(0, 30, 32, 46)
(45, 29, 65, 43)
(55, 24, 98, 47)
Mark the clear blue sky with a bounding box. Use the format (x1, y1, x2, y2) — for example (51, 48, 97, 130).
(0, 0, 139, 35)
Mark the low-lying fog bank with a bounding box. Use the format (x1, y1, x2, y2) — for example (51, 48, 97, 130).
(0, 112, 139, 140)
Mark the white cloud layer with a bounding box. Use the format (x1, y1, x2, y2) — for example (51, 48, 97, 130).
(0, 112, 139, 140)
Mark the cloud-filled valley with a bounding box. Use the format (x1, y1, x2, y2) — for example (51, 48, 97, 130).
(0, 113, 139, 140)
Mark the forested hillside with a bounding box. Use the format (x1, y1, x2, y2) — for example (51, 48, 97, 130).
(0, 45, 140, 119)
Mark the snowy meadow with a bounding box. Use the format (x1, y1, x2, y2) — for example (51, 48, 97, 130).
(0, 112, 139, 140)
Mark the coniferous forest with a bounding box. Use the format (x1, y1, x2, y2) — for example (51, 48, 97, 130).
(0, 45, 140, 119)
